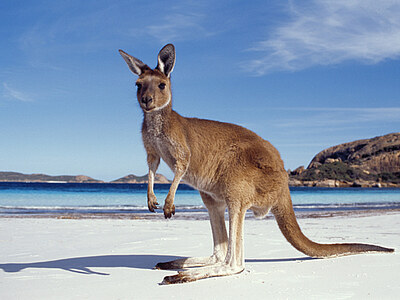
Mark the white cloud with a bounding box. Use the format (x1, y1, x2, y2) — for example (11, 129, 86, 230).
(17, 1, 212, 69)
(247, 0, 400, 74)
(143, 1, 222, 44)
(2, 83, 33, 102)
(146, 12, 207, 43)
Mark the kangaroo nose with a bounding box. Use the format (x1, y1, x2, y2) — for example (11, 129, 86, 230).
(141, 96, 153, 105)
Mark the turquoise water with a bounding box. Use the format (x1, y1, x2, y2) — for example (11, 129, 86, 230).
(0, 182, 399, 215)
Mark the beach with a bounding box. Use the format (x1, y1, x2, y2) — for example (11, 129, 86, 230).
(1, 211, 399, 299)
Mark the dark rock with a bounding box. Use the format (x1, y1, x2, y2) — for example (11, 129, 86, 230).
(290, 132, 400, 187)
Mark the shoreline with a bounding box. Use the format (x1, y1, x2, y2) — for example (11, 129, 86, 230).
(1, 180, 400, 188)
(2, 207, 400, 220)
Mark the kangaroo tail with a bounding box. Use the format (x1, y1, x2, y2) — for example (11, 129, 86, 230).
(271, 190, 394, 258)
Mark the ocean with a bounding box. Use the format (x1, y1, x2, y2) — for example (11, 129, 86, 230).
(0, 182, 399, 216)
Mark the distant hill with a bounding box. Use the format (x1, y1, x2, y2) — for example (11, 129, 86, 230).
(289, 133, 400, 187)
(111, 173, 170, 184)
(0, 171, 171, 184)
(0, 172, 103, 183)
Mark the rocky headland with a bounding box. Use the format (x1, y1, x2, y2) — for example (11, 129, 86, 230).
(289, 132, 400, 187)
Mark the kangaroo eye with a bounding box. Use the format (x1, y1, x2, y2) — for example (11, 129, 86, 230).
(136, 82, 142, 90)
(158, 83, 166, 90)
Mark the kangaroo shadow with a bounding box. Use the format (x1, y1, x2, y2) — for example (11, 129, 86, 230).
(0, 254, 183, 276)
(0, 255, 318, 276)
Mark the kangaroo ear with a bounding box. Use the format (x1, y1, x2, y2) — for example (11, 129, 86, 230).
(156, 44, 175, 78)
(119, 50, 150, 76)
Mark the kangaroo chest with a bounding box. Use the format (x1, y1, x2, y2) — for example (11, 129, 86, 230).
(143, 113, 215, 193)
(143, 114, 177, 170)
(151, 135, 176, 169)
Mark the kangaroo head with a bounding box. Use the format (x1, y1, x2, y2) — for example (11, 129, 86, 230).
(119, 44, 176, 113)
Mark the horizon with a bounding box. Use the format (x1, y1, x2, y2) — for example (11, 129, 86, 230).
(1, 130, 399, 182)
(1, 1, 400, 181)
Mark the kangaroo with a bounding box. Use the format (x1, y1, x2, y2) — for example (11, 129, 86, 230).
(119, 44, 394, 284)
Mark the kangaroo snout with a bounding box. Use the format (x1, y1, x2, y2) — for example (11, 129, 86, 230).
(141, 96, 153, 105)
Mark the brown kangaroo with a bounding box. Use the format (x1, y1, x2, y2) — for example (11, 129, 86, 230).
(119, 44, 394, 284)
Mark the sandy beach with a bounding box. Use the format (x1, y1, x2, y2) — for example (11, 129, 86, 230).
(1, 212, 399, 299)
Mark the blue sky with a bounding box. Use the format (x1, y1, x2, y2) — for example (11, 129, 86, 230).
(1, 0, 399, 181)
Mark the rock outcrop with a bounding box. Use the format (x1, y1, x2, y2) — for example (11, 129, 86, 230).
(290, 133, 400, 187)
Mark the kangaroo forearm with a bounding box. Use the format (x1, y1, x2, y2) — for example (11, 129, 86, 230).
(147, 168, 156, 194)
(147, 153, 160, 212)
(163, 160, 189, 218)
(147, 153, 160, 190)
(166, 172, 182, 203)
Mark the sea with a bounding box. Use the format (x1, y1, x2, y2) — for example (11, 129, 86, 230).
(0, 182, 399, 217)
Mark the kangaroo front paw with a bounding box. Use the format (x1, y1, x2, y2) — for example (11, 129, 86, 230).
(163, 204, 175, 219)
(147, 194, 159, 212)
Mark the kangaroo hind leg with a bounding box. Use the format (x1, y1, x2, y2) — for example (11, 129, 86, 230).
(156, 192, 228, 270)
(161, 203, 246, 284)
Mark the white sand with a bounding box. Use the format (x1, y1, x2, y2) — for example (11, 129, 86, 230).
(1, 213, 399, 299)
